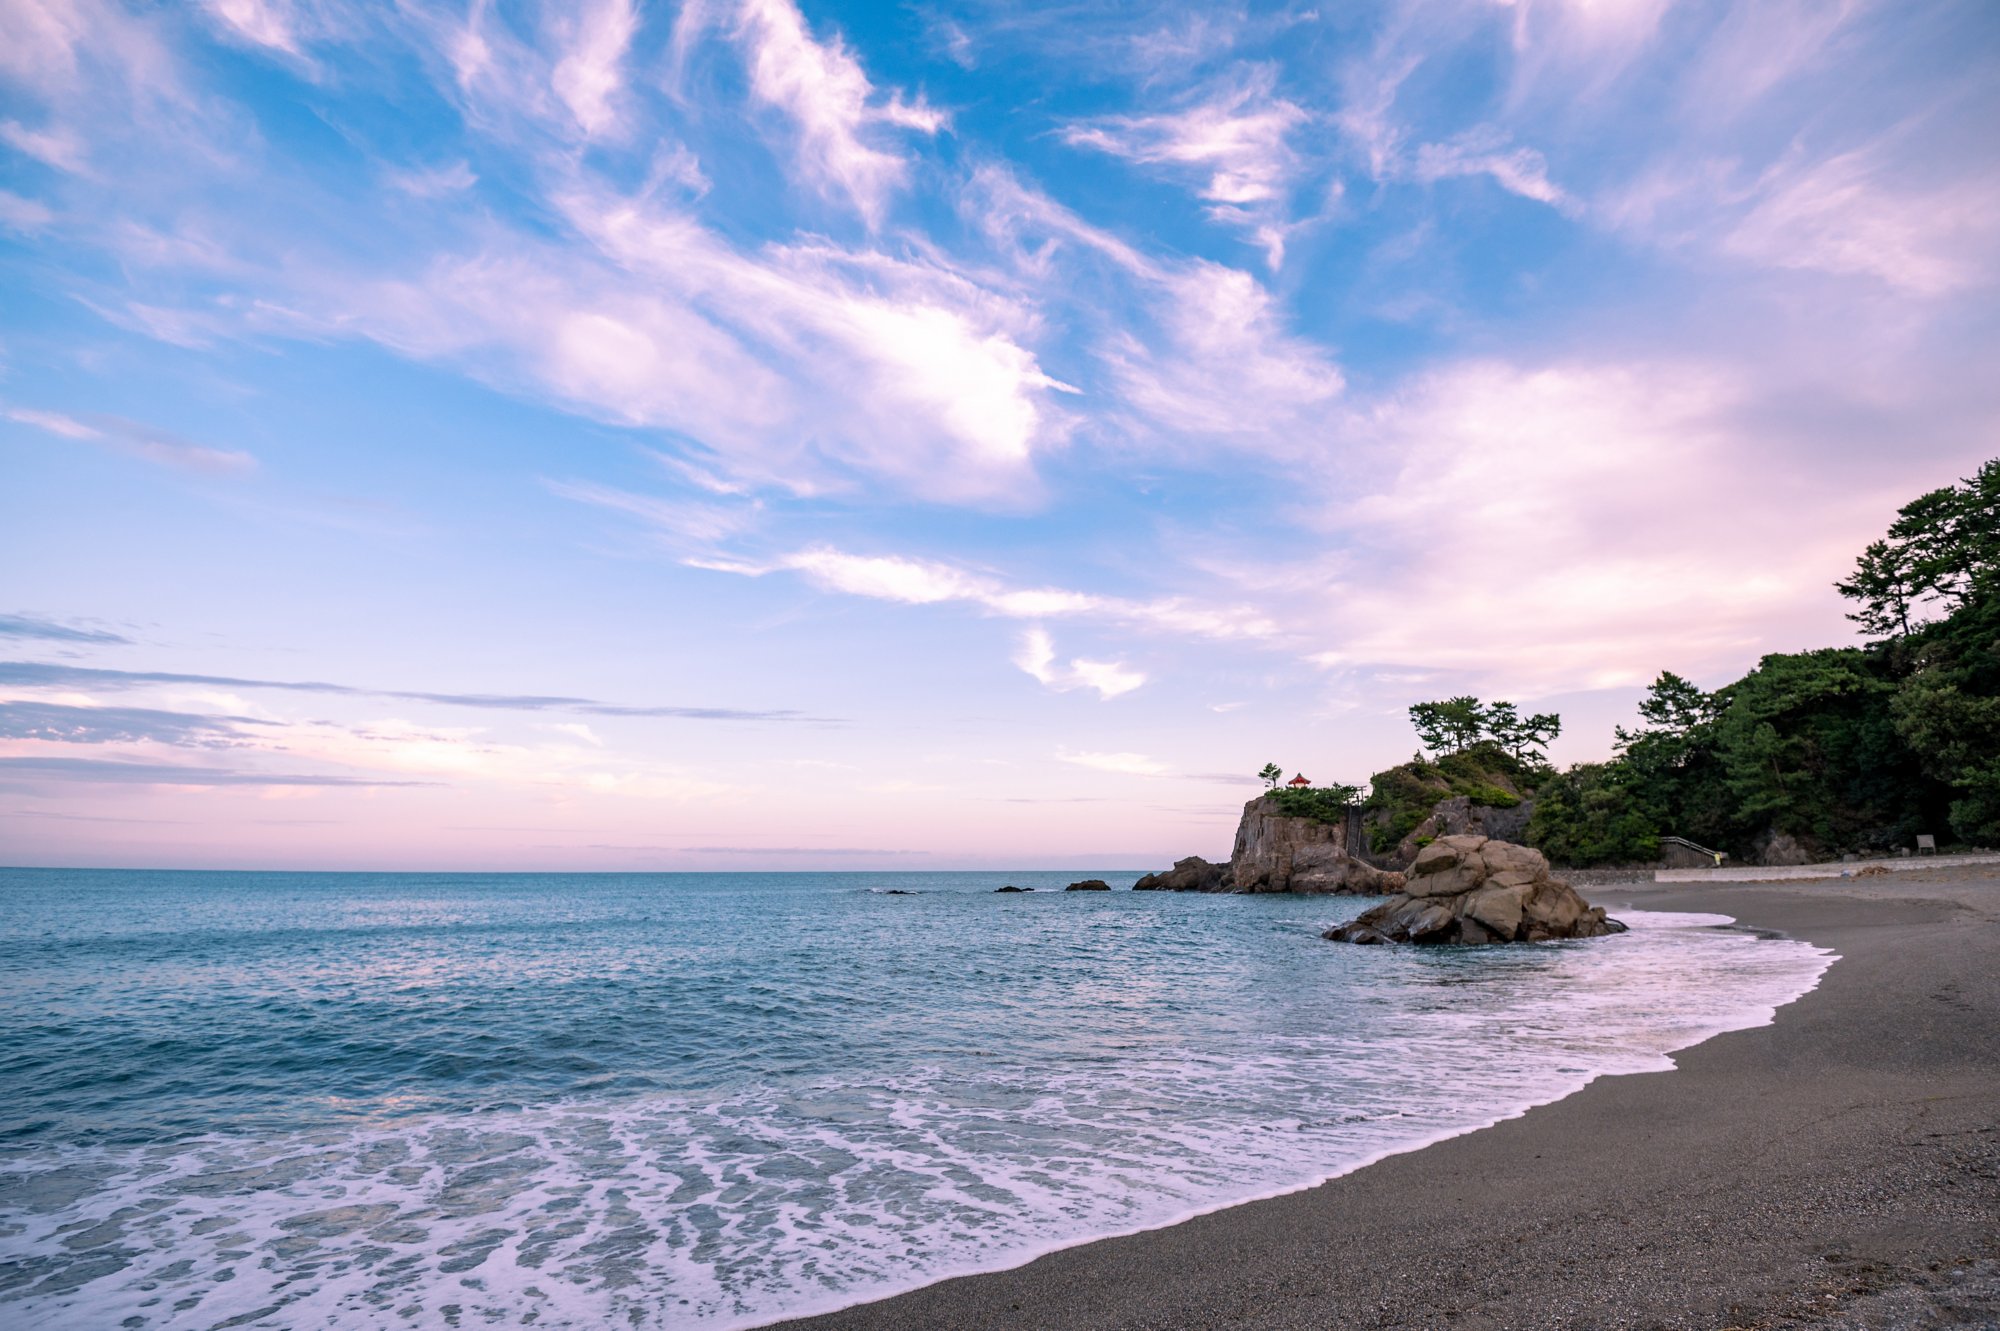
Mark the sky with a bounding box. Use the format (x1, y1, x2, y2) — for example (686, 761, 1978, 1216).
(2, 0, 1997, 871)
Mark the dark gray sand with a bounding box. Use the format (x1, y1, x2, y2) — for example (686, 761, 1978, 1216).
(777, 867, 2000, 1330)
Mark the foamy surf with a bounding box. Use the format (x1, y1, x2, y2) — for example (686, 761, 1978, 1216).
(0, 889, 1830, 1331)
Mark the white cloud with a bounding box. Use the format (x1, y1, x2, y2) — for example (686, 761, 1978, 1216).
(1064, 68, 1308, 266)
(6, 406, 256, 473)
(550, 0, 637, 138)
(202, 0, 303, 56)
(1724, 147, 1998, 296)
(0, 189, 55, 232)
(728, 0, 945, 223)
(5, 406, 96, 439)
(0, 119, 88, 173)
(1412, 126, 1573, 212)
(1104, 260, 1345, 447)
(1057, 748, 1169, 777)
(1012, 628, 1146, 700)
(744, 545, 1275, 642)
(1288, 358, 1897, 692)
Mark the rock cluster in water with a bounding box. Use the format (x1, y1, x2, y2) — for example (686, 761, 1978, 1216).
(1064, 879, 1111, 892)
(1324, 835, 1626, 945)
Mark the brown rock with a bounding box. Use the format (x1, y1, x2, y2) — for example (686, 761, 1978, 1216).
(1322, 836, 1627, 947)
(1132, 857, 1225, 892)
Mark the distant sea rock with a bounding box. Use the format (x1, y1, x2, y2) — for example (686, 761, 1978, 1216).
(995, 885, 1033, 893)
(1064, 879, 1112, 891)
(1133, 856, 1225, 892)
(1325, 835, 1626, 946)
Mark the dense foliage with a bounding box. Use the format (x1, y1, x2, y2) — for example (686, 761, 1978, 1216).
(1525, 763, 1659, 865)
(1526, 461, 1995, 864)
(1266, 782, 1364, 824)
(1362, 742, 1538, 854)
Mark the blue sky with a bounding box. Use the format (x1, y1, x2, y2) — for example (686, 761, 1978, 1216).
(2, 0, 1996, 870)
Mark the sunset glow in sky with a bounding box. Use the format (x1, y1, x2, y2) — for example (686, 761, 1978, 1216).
(3, 0, 1997, 869)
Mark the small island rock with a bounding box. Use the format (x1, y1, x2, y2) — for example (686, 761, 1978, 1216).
(1064, 879, 1112, 892)
(994, 885, 1033, 893)
(1133, 857, 1226, 891)
(1324, 835, 1626, 945)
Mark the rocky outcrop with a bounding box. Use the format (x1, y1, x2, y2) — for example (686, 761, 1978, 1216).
(1132, 856, 1225, 892)
(1389, 795, 1534, 868)
(1064, 879, 1111, 892)
(1325, 835, 1625, 946)
(1226, 795, 1403, 895)
(1751, 828, 1814, 866)
(1132, 796, 1401, 895)
(994, 885, 1033, 893)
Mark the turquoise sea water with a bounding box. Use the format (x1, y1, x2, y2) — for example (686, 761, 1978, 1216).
(0, 868, 1831, 1329)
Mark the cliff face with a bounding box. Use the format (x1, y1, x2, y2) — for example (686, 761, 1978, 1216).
(1135, 795, 1402, 895)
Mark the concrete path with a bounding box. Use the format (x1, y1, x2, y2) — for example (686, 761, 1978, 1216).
(1655, 851, 2000, 882)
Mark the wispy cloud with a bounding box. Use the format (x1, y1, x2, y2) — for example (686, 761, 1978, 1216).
(550, 0, 637, 138)
(702, 545, 1276, 642)
(0, 613, 130, 646)
(719, 0, 944, 223)
(1056, 748, 1170, 777)
(1064, 67, 1309, 266)
(0, 661, 833, 722)
(200, 0, 305, 57)
(0, 699, 260, 745)
(0, 188, 56, 231)
(1011, 628, 1146, 700)
(1724, 144, 1999, 296)
(5, 408, 256, 473)
(0, 756, 437, 787)
(1412, 126, 1573, 212)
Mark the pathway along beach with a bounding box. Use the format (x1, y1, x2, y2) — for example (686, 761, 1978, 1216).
(778, 866, 2000, 1331)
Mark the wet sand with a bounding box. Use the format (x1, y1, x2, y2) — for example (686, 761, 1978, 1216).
(775, 866, 2000, 1330)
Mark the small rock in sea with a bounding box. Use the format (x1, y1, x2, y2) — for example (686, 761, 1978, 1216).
(1323, 835, 1626, 945)
(877, 889, 919, 895)
(994, 885, 1033, 893)
(1132, 857, 1226, 892)
(1064, 879, 1112, 892)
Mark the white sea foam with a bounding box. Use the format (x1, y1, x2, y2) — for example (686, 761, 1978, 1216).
(0, 911, 1832, 1330)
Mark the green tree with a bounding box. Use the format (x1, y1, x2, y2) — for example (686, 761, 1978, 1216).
(1408, 696, 1488, 755)
(1527, 763, 1660, 865)
(1837, 459, 2000, 637)
(1709, 648, 1932, 853)
(1484, 701, 1562, 764)
(1891, 672, 2000, 842)
(1258, 762, 1283, 790)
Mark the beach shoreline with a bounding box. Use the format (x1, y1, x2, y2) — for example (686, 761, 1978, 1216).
(773, 866, 2000, 1331)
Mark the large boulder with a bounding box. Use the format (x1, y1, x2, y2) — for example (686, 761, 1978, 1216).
(1325, 835, 1625, 946)
(1064, 879, 1111, 892)
(1133, 856, 1226, 892)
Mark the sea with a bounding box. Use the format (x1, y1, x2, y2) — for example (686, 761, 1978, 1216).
(0, 867, 1833, 1330)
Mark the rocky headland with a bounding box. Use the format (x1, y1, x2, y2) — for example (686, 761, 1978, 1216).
(1324, 834, 1625, 945)
(1133, 794, 1403, 896)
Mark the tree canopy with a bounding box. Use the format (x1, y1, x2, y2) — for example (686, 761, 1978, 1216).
(1409, 697, 1560, 763)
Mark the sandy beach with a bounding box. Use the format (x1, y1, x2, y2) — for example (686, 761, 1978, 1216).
(777, 867, 2000, 1330)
